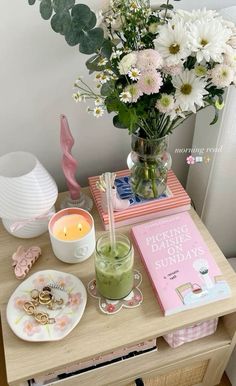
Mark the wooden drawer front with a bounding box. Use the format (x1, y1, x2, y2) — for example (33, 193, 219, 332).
(143, 360, 208, 386)
(40, 345, 229, 386)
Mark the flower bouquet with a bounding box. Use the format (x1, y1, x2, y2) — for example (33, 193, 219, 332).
(29, 0, 236, 198)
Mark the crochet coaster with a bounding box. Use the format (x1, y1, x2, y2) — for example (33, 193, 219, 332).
(88, 270, 143, 314)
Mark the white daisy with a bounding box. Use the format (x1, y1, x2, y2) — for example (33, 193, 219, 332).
(95, 97, 103, 106)
(172, 69, 208, 113)
(130, 1, 141, 12)
(98, 57, 108, 67)
(72, 92, 82, 102)
(188, 18, 231, 63)
(120, 91, 132, 103)
(93, 107, 105, 118)
(211, 64, 234, 87)
(111, 50, 123, 60)
(154, 22, 190, 66)
(128, 68, 141, 81)
(100, 73, 110, 84)
(155, 94, 175, 114)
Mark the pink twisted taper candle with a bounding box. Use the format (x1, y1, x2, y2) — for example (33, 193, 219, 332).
(60, 114, 81, 200)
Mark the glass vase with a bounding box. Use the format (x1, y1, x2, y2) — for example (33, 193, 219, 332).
(130, 134, 172, 199)
(95, 234, 134, 300)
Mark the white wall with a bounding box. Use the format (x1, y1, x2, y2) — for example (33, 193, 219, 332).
(1, 0, 235, 191)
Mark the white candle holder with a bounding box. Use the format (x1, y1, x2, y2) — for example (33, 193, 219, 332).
(48, 208, 95, 264)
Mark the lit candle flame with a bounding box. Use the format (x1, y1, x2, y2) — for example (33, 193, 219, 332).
(64, 227, 67, 237)
(77, 223, 82, 231)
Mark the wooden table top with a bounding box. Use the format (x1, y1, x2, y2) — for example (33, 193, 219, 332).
(1, 190, 236, 385)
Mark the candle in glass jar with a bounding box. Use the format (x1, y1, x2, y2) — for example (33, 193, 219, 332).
(53, 214, 91, 241)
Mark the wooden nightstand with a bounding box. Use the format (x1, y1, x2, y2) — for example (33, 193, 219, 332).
(0, 190, 236, 386)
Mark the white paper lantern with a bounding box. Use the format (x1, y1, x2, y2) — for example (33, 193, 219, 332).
(0, 152, 58, 220)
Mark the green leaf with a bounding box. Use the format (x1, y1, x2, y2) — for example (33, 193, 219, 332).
(40, 0, 53, 20)
(79, 28, 104, 55)
(113, 115, 128, 129)
(101, 80, 115, 96)
(28, 0, 36, 5)
(119, 107, 138, 131)
(71, 4, 92, 21)
(83, 12, 96, 31)
(65, 27, 84, 46)
(160, 3, 174, 9)
(210, 108, 219, 125)
(70, 8, 96, 34)
(105, 94, 122, 113)
(52, 0, 75, 13)
(51, 11, 71, 35)
(101, 39, 114, 59)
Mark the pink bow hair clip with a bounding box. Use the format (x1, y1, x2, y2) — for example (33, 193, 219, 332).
(12, 246, 42, 280)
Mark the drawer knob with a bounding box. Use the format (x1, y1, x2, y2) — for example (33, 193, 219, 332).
(135, 378, 144, 386)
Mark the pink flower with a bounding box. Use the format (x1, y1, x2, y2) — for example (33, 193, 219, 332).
(68, 292, 82, 308)
(106, 304, 115, 313)
(55, 315, 71, 331)
(33, 275, 47, 288)
(14, 296, 28, 310)
(211, 64, 234, 87)
(137, 70, 163, 95)
(23, 320, 41, 336)
(57, 276, 73, 288)
(186, 155, 195, 165)
(162, 64, 183, 76)
(134, 294, 142, 302)
(136, 49, 163, 71)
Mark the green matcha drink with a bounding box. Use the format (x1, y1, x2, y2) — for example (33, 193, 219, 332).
(95, 234, 134, 300)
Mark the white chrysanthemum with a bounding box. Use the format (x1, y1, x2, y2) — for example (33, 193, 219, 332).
(224, 46, 236, 69)
(173, 8, 219, 23)
(124, 84, 143, 103)
(155, 94, 175, 113)
(128, 68, 141, 81)
(211, 64, 234, 87)
(149, 22, 159, 35)
(188, 18, 231, 63)
(194, 65, 208, 77)
(118, 53, 137, 75)
(120, 91, 132, 103)
(172, 69, 208, 113)
(93, 107, 104, 118)
(154, 22, 190, 66)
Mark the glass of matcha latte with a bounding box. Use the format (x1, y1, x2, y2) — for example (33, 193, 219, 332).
(95, 234, 134, 299)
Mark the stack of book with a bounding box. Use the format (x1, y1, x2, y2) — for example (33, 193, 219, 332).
(89, 169, 191, 230)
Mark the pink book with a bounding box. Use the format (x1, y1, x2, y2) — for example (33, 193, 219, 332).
(131, 212, 231, 315)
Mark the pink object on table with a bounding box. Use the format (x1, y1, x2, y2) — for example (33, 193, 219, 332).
(164, 318, 218, 348)
(60, 114, 81, 200)
(12, 246, 42, 280)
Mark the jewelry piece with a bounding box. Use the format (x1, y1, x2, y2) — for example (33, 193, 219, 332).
(47, 283, 65, 292)
(23, 287, 65, 324)
(23, 301, 36, 315)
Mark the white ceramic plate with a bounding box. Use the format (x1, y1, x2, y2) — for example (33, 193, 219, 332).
(6, 270, 87, 342)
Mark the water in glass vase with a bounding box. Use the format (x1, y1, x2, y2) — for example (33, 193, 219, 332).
(130, 134, 172, 199)
(95, 234, 134, 300)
